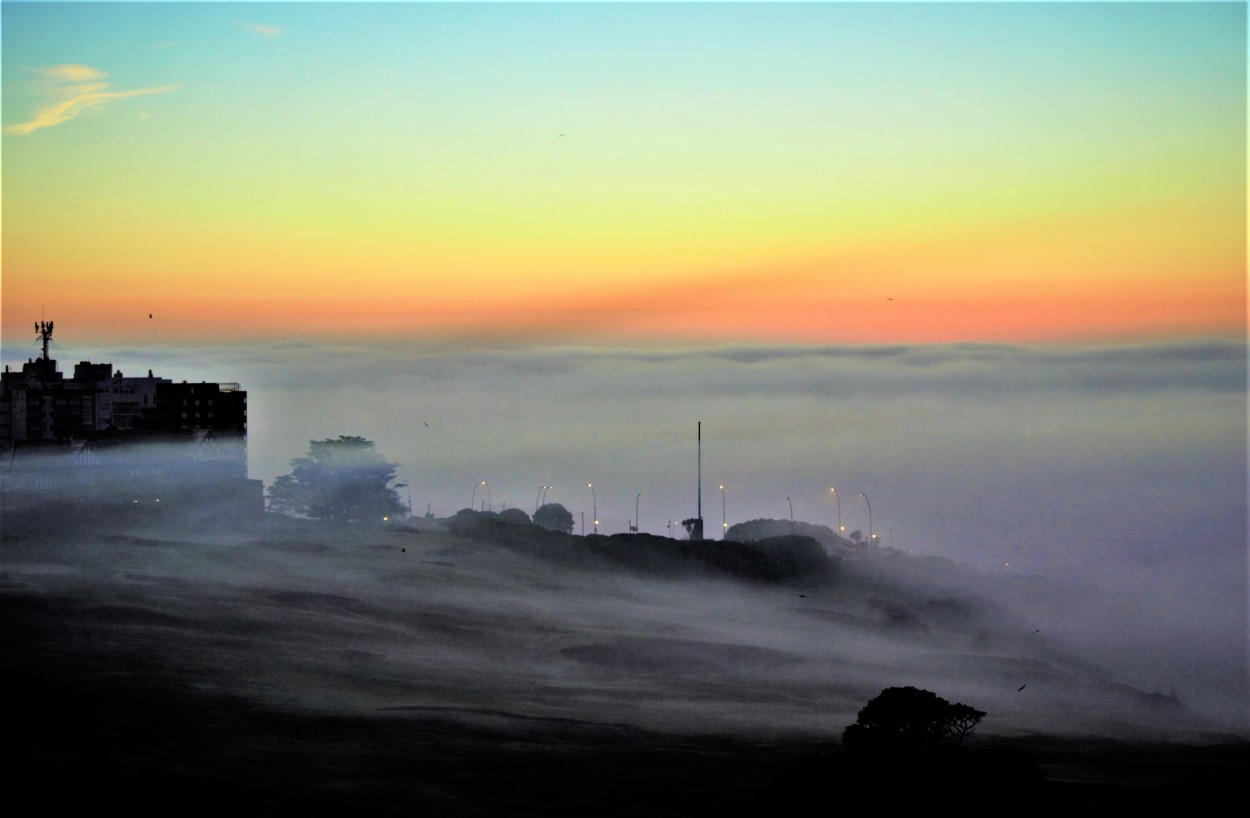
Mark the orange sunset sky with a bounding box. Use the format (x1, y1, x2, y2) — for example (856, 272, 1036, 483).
(2, 2, 1245, 347)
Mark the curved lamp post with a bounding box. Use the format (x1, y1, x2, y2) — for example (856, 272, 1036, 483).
(471, 481, 484, 511)
(859, 492, 873, 545)
(536, 486, 548, 514)
(720, 485, 728, 537)
(588, 483, 597, 533)
(635, 493, 641, 533)
(483, 481, 491, 512)
(786, 497, 794, 535)
(830, 487, 844, 539)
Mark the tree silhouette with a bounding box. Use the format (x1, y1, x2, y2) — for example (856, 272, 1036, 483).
(842, 686, 986, 754)
(498, 507, 531, 525)
(533, 502, 574, 533)
(266, 436, 405, 524)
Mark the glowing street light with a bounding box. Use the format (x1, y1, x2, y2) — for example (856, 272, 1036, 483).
(719, 484, 727, 536)
(829, 487, 844, 539)
(588, 482, 597, 533)
(471, 481, 485, 511)
(536, 486, 548, 514)
(859, 492, 874, 545)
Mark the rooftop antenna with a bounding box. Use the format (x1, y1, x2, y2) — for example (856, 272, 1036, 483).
(35, 320, 54, 361)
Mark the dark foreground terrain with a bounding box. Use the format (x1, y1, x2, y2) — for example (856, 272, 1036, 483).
(3, 518, 1245, 814)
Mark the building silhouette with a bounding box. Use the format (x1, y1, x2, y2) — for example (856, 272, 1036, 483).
(0, 322, 263, 523)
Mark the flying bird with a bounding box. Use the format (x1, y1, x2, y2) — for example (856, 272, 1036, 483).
(148, 313, 153, 319)
(1017, 684, 1027, 692)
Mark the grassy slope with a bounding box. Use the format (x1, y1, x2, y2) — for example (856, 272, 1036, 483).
(2, 517, 1244, 814)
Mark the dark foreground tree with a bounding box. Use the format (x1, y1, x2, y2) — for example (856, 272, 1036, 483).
(842, 686, 986, 754)
(498, 507, 531, 525)
(267, 436, 405, 524)
(533, 502, 574, 533)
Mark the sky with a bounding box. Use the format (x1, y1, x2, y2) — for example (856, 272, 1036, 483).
(2, 1, 1245, 345)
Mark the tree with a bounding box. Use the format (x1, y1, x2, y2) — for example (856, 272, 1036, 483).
(266, 436, 405, 524)
(842, 686, 986, 754)
(849, 529, 863, 543)
(533, 502, 574, 533)
(498, 507, 531, 525)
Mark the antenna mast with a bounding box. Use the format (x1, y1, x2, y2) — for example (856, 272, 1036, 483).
(35, 320, 54, 361)
(696, 421, 703, 540)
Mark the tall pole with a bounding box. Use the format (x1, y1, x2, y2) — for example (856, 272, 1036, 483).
(860, 492, 873, 545)
(471, 482, 481, 511)
(536, 486, 545, 514)
(635, 493, 641, 534)
(484, 481, 491, 513)
(696, 421, 703, 541)
(786, 497, 794, 535)
(720, 484, 726, 537)
(830, 487, 843, 539)
(588, 483, 597, 533)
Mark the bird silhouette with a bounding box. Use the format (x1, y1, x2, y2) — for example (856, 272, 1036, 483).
(1017, 684, 1027, 692)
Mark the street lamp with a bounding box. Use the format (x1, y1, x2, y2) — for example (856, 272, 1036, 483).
(829, 487, 844, 540)
(635, 493, 641, 534)
(536, 486, 547, 514)
(588, 483, 597, 533)
(859, 492, 873, 545)
(471, 481, 484, 511)
(719, 485, 727, 537)
(483, 481, 491, 512)
(786, 497, 794, 535)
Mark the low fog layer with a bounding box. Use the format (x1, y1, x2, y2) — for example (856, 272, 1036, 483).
(34, 338, 1244, 726)
(2, 520, 1231, 746)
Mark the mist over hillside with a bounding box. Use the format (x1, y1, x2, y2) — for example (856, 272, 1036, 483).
(5, 498, 1247, 813)
(31, 338, 1244, 728)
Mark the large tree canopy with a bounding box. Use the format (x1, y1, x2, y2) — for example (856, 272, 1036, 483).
(267, 436, 405, 524)
(842, 686, 986, 754)
(533, 502, 574, 533)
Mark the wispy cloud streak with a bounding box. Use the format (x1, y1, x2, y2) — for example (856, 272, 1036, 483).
(238, 22, 284, 39)
(4, 64, 177, 135)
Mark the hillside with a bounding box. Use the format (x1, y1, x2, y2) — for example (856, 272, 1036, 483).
(2, 517, 1243, 813)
